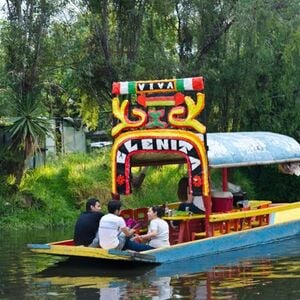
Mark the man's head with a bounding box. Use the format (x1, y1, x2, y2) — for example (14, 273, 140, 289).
(107, 200, 122, 214)
(86, 198, 101, 212)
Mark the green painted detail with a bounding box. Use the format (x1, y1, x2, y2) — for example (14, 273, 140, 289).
(128, 81, 136, 94)
(176, 79, 184, 91)
(146, 110, 167, 128)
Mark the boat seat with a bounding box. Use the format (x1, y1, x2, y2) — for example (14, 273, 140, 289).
(230, 207, 252, 231)
(169, 223, 180, 245)
(133, 207, 149, 233)
(120, 208, 134, 220)
(191, 231, 206, 240)
(188, 219, 205, 241)
(252, 203, 270, 227)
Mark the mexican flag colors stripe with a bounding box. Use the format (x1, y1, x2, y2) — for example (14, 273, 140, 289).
(112, 77, 204, 95)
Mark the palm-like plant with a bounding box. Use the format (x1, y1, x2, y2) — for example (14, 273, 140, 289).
(6, 96, 51, 184)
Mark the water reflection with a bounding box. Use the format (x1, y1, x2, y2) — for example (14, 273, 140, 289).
(0, 228, 299, 299)
(31, 237, 300, 300)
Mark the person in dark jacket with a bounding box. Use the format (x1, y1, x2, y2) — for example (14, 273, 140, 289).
(74, 198, 104, 247)
(177, 177, 205, 214)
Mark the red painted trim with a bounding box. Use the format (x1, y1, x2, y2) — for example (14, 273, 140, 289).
(137, 93, 185, 107)
(192, 77, 204, 90)
(204, 195, 212, 237)
(112, 82, 120, 95)
(52, 240, 74, 246)
(222, 168, 228, 191)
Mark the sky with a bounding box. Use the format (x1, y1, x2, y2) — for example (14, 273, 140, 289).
(0, 1, 82, 21)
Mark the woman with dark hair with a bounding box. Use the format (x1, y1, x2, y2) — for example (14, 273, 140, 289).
(134, 206, 170, 248)
(177, 177, 205, 214)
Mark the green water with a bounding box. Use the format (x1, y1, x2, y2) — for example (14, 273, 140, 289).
(0, 228, 299, 299)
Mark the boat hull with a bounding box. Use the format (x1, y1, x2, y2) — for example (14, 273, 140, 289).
(28, 218, 300, 264)
(148, 219, 300, 263)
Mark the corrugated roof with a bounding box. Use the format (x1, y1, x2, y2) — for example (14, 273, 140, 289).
(205, 132, 300, 168)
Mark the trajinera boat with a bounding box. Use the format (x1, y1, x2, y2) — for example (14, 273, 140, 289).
(28, 76, 300, 264)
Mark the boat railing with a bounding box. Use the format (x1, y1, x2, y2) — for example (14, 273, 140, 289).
(187, 201, 300, 239)
(206, 201, 300, 236)
(209, 201, 300, 222)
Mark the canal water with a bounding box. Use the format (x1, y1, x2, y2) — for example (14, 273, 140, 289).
(0, 228, 299, 299)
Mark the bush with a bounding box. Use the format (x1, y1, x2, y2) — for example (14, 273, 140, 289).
(21, 151, 112, 207)
(16, 150, 112, 228)
(2, 147, 298, 229)
(247, 166, 300, 202)
(123, 165, 186, 208)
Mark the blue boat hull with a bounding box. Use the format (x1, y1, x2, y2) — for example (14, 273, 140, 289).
(145, 219, 300, 263)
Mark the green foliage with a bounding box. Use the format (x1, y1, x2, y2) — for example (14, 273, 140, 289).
(0, 1, 67, 184)
(21, 151, 112, 208)
(0, 1, 300, 228)
(1, 0, 299, 137)
(123, 165, 186, 209)
(1, 148, 299, 229)
(78, 94, 100, 130)
(18, 151, 186, 225)
(10, 150, 112, 228)
(0, 193, 46, 229)
(229, 169, 257, 200)
(8, 96, 51, 156)
(247, 166, 300, 202)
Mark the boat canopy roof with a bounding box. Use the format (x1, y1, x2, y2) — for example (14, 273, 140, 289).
(206, 131, 300, 168)
(130, 131, 300, 170)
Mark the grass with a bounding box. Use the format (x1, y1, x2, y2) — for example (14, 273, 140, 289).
(1, 148, 298, 229)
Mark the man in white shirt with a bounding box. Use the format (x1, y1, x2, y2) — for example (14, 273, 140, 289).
(98, 200, 135, 250)
(99, 200, 153, 251)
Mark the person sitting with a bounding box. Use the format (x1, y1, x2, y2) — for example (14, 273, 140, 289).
(177, 177, 205, 214)
(73, 198, 104, 247)
(98, 200, 153, 251)
(133, 206, 170, 248)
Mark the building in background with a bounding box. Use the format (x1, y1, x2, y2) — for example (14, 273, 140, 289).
(0, 117, 88, 169)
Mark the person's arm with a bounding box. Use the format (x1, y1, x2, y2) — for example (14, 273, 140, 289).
(121, 226, 136, 237)
(137, 220, 158, 242)
(139, 230, 157, 242)
(177, 203, 186, 211)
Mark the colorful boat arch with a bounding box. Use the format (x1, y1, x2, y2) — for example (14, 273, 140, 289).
(111, 129, 210, 198)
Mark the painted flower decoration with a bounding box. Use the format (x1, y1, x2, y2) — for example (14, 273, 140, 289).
(192, 175, 202, 187)
(116, 174, 125, 185)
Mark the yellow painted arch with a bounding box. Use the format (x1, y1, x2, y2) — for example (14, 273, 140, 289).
(111, 129, 210, 196)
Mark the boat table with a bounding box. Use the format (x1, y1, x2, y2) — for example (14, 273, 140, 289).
(163, 213, 205, 243)
(163, 201, 272, 243)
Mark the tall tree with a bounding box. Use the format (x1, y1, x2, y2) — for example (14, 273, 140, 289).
(0, 0, 67, 184)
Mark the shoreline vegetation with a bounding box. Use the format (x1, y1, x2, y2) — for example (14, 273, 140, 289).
(0, 149, 185, 229)
(0, 149, 299, 230)
(0, 1, 299, 230)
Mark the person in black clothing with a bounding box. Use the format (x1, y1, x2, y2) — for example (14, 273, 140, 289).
(177, 177, 204, 214)
(74, 198, 104, 247)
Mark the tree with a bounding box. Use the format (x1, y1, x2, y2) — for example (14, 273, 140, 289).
(0, 0, 67, 184)
(6, 96, 50, 184)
